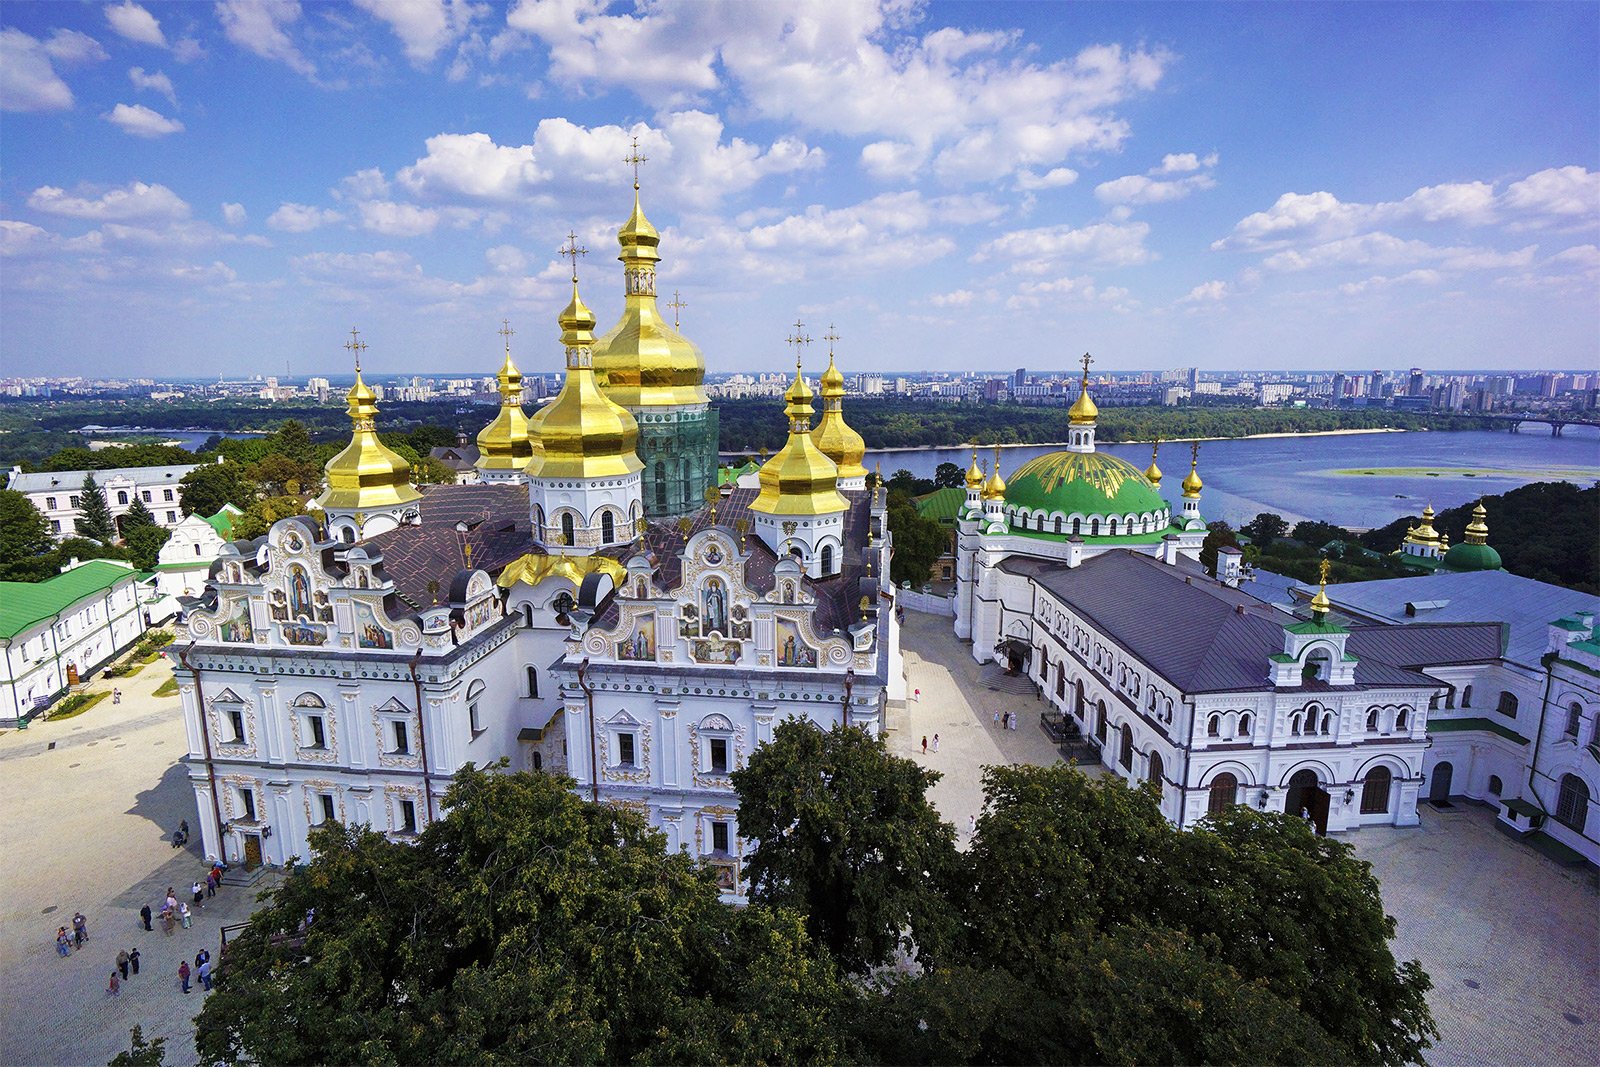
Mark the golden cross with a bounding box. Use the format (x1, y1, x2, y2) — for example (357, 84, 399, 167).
(667, 290, 686, 329)
(823, 324, 840, 357)
(1190, 440, 1200, 465)
(498, 319, 514, 352)
(1080, 352, 1093, 381)
(1319, 558, 1331, 587)
(625, 135, 647, 191)
(345, 327, 367, 372)
(558, 231, 588, 281)
(785, 319, 810, 365)
(1151, 436, 1161, 462)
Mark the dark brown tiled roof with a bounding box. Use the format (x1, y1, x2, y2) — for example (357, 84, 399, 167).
(366, 483, 536, 608)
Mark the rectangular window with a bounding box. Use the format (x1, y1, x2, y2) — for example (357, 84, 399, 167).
(194, 544, 202, 556)
(711, 821, 730, 854)
(166, 511, 177, 523)
(240, 788, 257, 822)
(141, 491, 151, 502)
(400, 799, 417, 834)
(306, 714, 326, 749)
(618, 732, 636, 766)
(70, 495, 81, 508)
(50, 520, 60, 533)
(163, 489, 174, 501)
(710, 737, 729, 774)
(391, 720, 410, 754)
(46, 496, 57, 510)
(318, 794, 336, 824)
(469, 701, 483, 737)
(227, 709, 245, 744)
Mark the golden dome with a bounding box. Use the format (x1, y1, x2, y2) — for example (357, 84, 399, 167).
(1181, 456, 1203, 498)
(751, 360, 848, 517)
(1144, 440, 1163, 487)
(476, 341, 535, 471)
(1069, 385, 1099, 425)
(318, 364, 422, 512)
(1309, 559, 1333, 617)
(527, 278, 645, 481)
(809, 352, 868, 479)
(591, 186, 708, 408)
(1404, 504, 1442, 546)
(964, 448, 984, 489)
(1464, 502, 1490, 544)
(982, 445, 1007, 500)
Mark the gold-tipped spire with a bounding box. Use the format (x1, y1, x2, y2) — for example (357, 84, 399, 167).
(964, 443, 985, 489)
(1181, 441, 1203, 498)
(809, 324, 868, 481)
(527, 237, 644, 481)
(318, 328, 421, 514)
(1403, 503, 1443, 547)
(751, 323, 848, 517)
(1068, 352, 1099, 425)
(1144, 438, 1163, 486)
(476, 319, 535, 471)
(1309, 558, 1332, 618)
(982, 443, 1007, 500)
(1464, 501, 1490, 544)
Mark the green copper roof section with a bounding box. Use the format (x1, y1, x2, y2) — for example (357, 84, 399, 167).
(1441, 541, 1502, 572)
(1287, 617, 1348, 635)
(914, 486, 965, 525)
(1003, 450, 1167, 518)
(1427, 716, 1530, 745)
(203, 505, 243, 539)
(0, 560, 138, 640)
(1005, 525, 1173, 547)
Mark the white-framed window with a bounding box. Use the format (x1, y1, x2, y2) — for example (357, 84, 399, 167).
(467, 680, 486, 738)
(710, 820, 730, 854)
(399, 798, 418, 834)
(163, 489, 174, 501)
(46, 496, 57, 510)
(116, 490, 128, 505)
(167, 511, 178, 523)
(617, 731, 637, 767)
(223, 707, 246, 744)
(1566, 702, 1583, 739)
(317, 793, 336, 824)
(391, 719, 410, 754)
(239, 786, 257, 822)
(141, 490, 151, 503)
(710, 737, 729, 774)
(293, 695, 328, 750)
(50, 520, 60, 533)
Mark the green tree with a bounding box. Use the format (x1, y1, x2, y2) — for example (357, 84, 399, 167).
(412, 455, 459, 485)
(272, 418, 315, 462)
(109, 1025, 166, 1066)
(120, 496, 157, 533)
(933, 461, 964, 489)
(231, 496, 313, 541)
(886, 492, 948, 588)
(194, 766, 849, 1065)
(180, 463, 258, 518)
(77, 474, 116, 543)
(1240, 511, 1289, 549)
(0, 489, 53, 580)
(732, 720, 959, 974)
(124, 525, 172, 570)
(1292, 518, 1353, 547)
(1199, 519, 1239, 577)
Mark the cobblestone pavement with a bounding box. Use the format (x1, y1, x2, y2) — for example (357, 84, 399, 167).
(898, 608, 1599, 1067)
(0, 656, 274, 1067)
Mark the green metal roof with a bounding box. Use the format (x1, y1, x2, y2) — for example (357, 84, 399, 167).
(914, 486, 965, 525)
(1003, 449, 1167, 519)
(1427, 716, 1530, 745)
(1441, 541, 1502, 572)
(0, 560, 138, 640)
(202, 504, 242, 539)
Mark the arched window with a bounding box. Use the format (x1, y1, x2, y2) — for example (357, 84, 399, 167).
(1566, 702, 1583, 739)
(1074, 680, 1085, 719)
(1497, 691, 1518, 717)
(117, 490, 129, 505)
(655, 461, 667, 509)
(1555, 774, 1589, 831)
(1108, 518, 1118, 535)
(1147, 750, 1163, 788)
(1290, 713, 1302, 736)
(1207, 773, 1237, 816)
(1239, 713, 1252, 736)
(561, 513, 576, 547)
(1056, 670, 1065, 698)
(1054, 516, 1062, 534)
(1207, 715, 1220, 737)
(821, 544, 835, 575)
(1366, 708, 1379, 731)
(341, 526, 355, 544)
(521, 603, 534, 628)
(1090, 518, 1100, 536)
(1303, 650, 1330, 683)
(1360, 766, 1392, 814)
(1321, 712, 1334, 735)
(1095, 700, 1106, 743)
(526, 666, 539, 698)
(1072, 518, 1081, 535)
(601, 512, 615, 544)
(1395, 708, 1410, 731)
(1488, 774, 1502, 795)
(1119, 724, 1133, 770)
(466, 680, 486, 736)
(1462, 684, 1473, 707)
(532, 751, 543, 772)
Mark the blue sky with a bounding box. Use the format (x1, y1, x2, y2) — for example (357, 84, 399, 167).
(2, 1, 1596, 379)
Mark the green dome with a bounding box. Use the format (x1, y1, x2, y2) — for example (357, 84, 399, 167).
(1004, 451, 1168, 521)
(1442, 541, 1502, 572)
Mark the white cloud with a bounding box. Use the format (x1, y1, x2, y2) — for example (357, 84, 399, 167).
(221, 203, 247, 226)
(1181, 280, 1228, 302)
(1154, 152, 1207, 175)
(339, 167, 392, 200)
(1338, 270, 1442, 295)
(1095, 172, 1215, 205)
(1, 220, 56, 257)
(216, 0, 316, 79)
(357, 200, 441, 237)
(28, 181, 190, 221)
(1548, 244, 1600, 269)
(1263, 231, 1535, 273)
(397, 132, 542, 200)
(129, 66, 177, 104)
(1, 29, 76, 112)
(105, 2, 168, 47)
(1502, 166, 1600, 220)
(354, 0, 476, 64)
(44, 29, 110, 65)
(929, 289, 975, 307)
(973, 221, 1153, 268)
(103, 102, 185, 137)
(1006, 274, 1132, 310)
(485, 244, 527, 273)
(267, 202, 344, 232)
(1016, 167, 1079, 191)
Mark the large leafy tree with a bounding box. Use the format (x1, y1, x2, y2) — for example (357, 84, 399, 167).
(887, 491, 949, 588)
(0, 489, 52, 579)
(733, 720, 959, 974)
(1240, 511, 1289, 550)
(194, 766, 849, 1065)
(932, 461, 964, 489)
(179, 462, 258, 518)
(77, 473, 116, 542)
(231, 495, 315, 541)
(1199, 518, 1239, 576)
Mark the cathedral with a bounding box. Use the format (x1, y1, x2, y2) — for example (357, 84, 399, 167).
(172, 179, 901, 897)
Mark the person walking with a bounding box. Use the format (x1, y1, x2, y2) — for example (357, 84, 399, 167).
(117, 949, 130, 980)
(931, 733, 940, 752)
(968, 813, 976, 835)
(178, 960, 191, 994)
(161, 909, 173, 937)
(180, 902, 192, 929)
(112, 688, 121, 705)
(198, 958, 213, 991)
(993, 710, 1000, 727)
(55, 928, 71, 957)
(192, 880, 204, 907)
(920, 735, 928, 755)
(129, 947, 141, 976)
(165, 889, 177, 913)
(139, 904, 152, 932)
(72, 912, 87, 947)
(108, 971, 121, 997)
(205, 870, 217, 898)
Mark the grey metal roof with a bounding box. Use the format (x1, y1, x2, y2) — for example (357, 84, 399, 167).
(1002, 550, 1458, 694)
(1293, 570, 1600, 668)
(9, 463, 200, 493)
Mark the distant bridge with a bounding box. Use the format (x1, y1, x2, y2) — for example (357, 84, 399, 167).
(1475, 413, 1600, 437)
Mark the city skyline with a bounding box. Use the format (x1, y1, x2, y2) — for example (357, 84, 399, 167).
(2, 1, 1597, 378)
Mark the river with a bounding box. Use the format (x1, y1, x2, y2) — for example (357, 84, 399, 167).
(846, 428, 1599, 530)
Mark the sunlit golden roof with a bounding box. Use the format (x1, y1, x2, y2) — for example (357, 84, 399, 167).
(1144, 441, 1163, 487)
(318, 361, 421, 513)
(476, 338, 534, 471)
(982, 444, 1007, 500)
(751, 357, 847, 517)
(809, 351, 867, 479)
(964, 448, 984, 489)
(496, 552, 626, 589)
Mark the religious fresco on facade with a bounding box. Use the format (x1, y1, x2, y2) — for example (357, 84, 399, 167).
(219, 598, 253, 643)
(354, 601, 394, 650)
(281, 621, 330, 647)
(463, 596, 497, 632)
(313, 591, 335, 623)
(702, 578, 729, 636)
(679, 603, 700, 638)
(268, 588, 289, 621)
(691, 636, 742, 665)
(728, 602, 752, 640)
(711, 861, 737, 893)
(776, 618, 818, 668)
(617, 616, 656, 661)
(288, 564, 314, 620)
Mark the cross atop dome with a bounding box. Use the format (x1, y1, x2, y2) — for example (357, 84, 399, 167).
(625, 135, 647, 191)
(1080, 351, 1093, 381)
(559, 232, 588, 281)
(345, 327, 367, 372)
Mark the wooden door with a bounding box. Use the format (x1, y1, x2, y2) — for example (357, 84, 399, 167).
(243, 834, 262, 870)
(66, 665, 80, 686)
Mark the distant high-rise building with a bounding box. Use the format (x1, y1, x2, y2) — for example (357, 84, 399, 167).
(1185, 367, 1199, 392)
(1408, 368, 1425, 397)
(1013, 367, 1026, 389)
(1331, 373, 1347, 400)
(1370, 370, 1386, 396)
(984, 378, 1004, 401)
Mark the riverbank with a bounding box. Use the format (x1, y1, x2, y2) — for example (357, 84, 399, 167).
(723, 425, 1411, 459)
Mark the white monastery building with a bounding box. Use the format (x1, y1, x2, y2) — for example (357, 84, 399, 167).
(8, 461, 210, 537)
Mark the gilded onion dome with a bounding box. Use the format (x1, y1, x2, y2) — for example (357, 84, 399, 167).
(527, 277, 644, 480)
(475, 338, 534, 472)
(1403, 504, 1443, 547)
(1068, 371, 1099, 425)
(591, 183, 708, 408)
(809, 352, 868, 479)
(982, 445, 1007, 500)
(964, 448, 985, 489)
(1443, 501, 1502, 571)
(318, 363, 422, 512)
(1144, 440, 1163, 487)
(750, 360, 848, 516)
(1181, 453, 1203, 498)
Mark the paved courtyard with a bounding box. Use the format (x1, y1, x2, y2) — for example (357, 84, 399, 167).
(0, 655, 272, 1067)
(894, 608, 1599, 1067)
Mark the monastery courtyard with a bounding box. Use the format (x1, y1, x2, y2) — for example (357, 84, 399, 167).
(0, 614, 1592, 1066)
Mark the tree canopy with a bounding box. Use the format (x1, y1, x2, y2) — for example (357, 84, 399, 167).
(0, 489, 52, 580)
(179, 462, 258, 518)
(76, 473, 116, 542)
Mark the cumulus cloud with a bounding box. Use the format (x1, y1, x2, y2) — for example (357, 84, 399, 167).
(1262, 232, 1535, 273)
(1181, 280, 1228, 302)
(103, 102, 185, 137)
(973, 221, 1153, 268)
(929, 289, 975, 307)
(1095, 172, 1215, 205)
(267, 202, 344, 232)
(28, 181, 190, 221)
(129, 66, 177, 104)
(1338, 269, 1442, 295)
(1016, 167, 1079, 191)
(358, 200, 441, 237)
(1, 220, 56, 257)
(105, 1, 167, 47)
(1153, 151, 1216, 175)
(1501, 166, 1600, 221)
(485, 244, 527, 273)
(45, 29, 110, 65)
(216, 0, 316, 79)
(354, 0, 476, 64)
(1, 29, 76, 112)
(1006, 275, 1132, 310)
(222, 203, 248, 226)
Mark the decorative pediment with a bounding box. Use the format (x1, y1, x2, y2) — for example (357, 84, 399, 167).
(213, 688, 245, 705)
(606, 709, 644, 728)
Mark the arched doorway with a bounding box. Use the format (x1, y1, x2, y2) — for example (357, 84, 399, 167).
(1207, 772, 1237, 816)
(1286, 768, 1329, 835)
(1429, 761, 1453, 805)
(1074, 679, 1084, 721)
